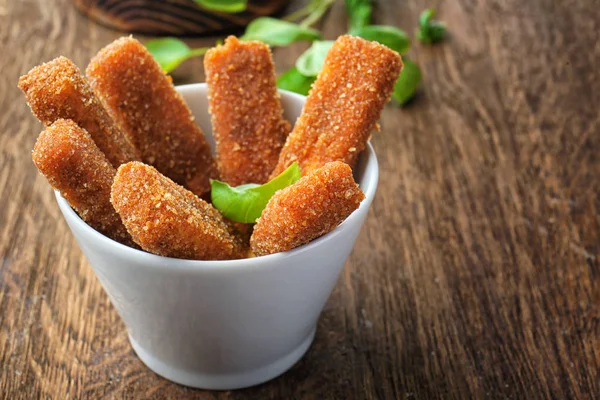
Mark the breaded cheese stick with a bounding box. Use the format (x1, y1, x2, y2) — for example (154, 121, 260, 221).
(271, 35, 402, 178)
(205, 36, 290, 186)
(86, 37, 218, 196)
(111, 162, 247, 260)
(32, 119, 134, 246)
(19, 57, 139, 168)
(250, 161, 364, 256)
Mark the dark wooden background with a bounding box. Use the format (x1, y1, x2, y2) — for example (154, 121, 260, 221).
(1, 0, 599, 398)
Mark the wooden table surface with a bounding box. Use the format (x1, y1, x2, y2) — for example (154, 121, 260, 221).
(1, 0, 599, 398)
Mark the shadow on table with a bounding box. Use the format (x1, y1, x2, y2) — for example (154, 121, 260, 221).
(227, 305, 456, 400)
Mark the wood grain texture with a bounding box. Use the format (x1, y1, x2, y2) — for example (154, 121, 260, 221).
(1, 0, 599, 398)
(72, 0, 290, 36)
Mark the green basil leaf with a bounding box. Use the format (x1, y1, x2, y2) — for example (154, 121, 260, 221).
(194, 0, 247, 13)
(211, 163, 302, 223)
(277, 67, 315, 96)
(425, 22, 446, 43)
(295, 40, 334, 77)
(241, 18, 321, 46)
(351, 25, 410, 54)
(345, 0, 372, 31)
(419, 8, 435, 27)
(145, 38, 207, 73)
(417, 8, 446, 44)
(392, 59, 421, 105)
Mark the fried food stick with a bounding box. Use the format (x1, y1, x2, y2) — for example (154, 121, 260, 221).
(205, 36, 290, 186)
(111, 162, 248, 260)
(271, 35, 402, 178)
(32, 119, 134, 246)
(86, 37, 218, 197)
(251, 161, 364, 256)
(19, 57, 140, 168)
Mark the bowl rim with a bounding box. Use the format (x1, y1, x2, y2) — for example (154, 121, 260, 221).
(55, 84, 379, 271)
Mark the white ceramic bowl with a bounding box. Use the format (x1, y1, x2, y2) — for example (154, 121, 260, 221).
(55, 83, 379, 390)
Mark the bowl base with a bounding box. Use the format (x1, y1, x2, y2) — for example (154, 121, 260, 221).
(128, 328, 316, 390)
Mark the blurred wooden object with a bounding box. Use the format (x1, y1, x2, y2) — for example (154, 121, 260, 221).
(72, 0, 289, 36)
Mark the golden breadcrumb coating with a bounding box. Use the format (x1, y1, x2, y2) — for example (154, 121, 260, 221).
(205, 36, 290, 186)
(86, 37, 218, 196)
(251, 161, 364, 256)
(271, 35, 402, 177)
(19, 56, 139, 168)
(32, 119, 134, 246)
(111, 162, 248, 260)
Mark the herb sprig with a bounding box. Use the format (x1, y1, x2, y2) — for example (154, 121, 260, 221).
(240, 18, 321, 45)
(417, 8, 446, 44)
(193, 0, 247, 13)
(145, 38, 209, 73)
(211, 163, 302, 223)
(146, 1, 446, 106)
